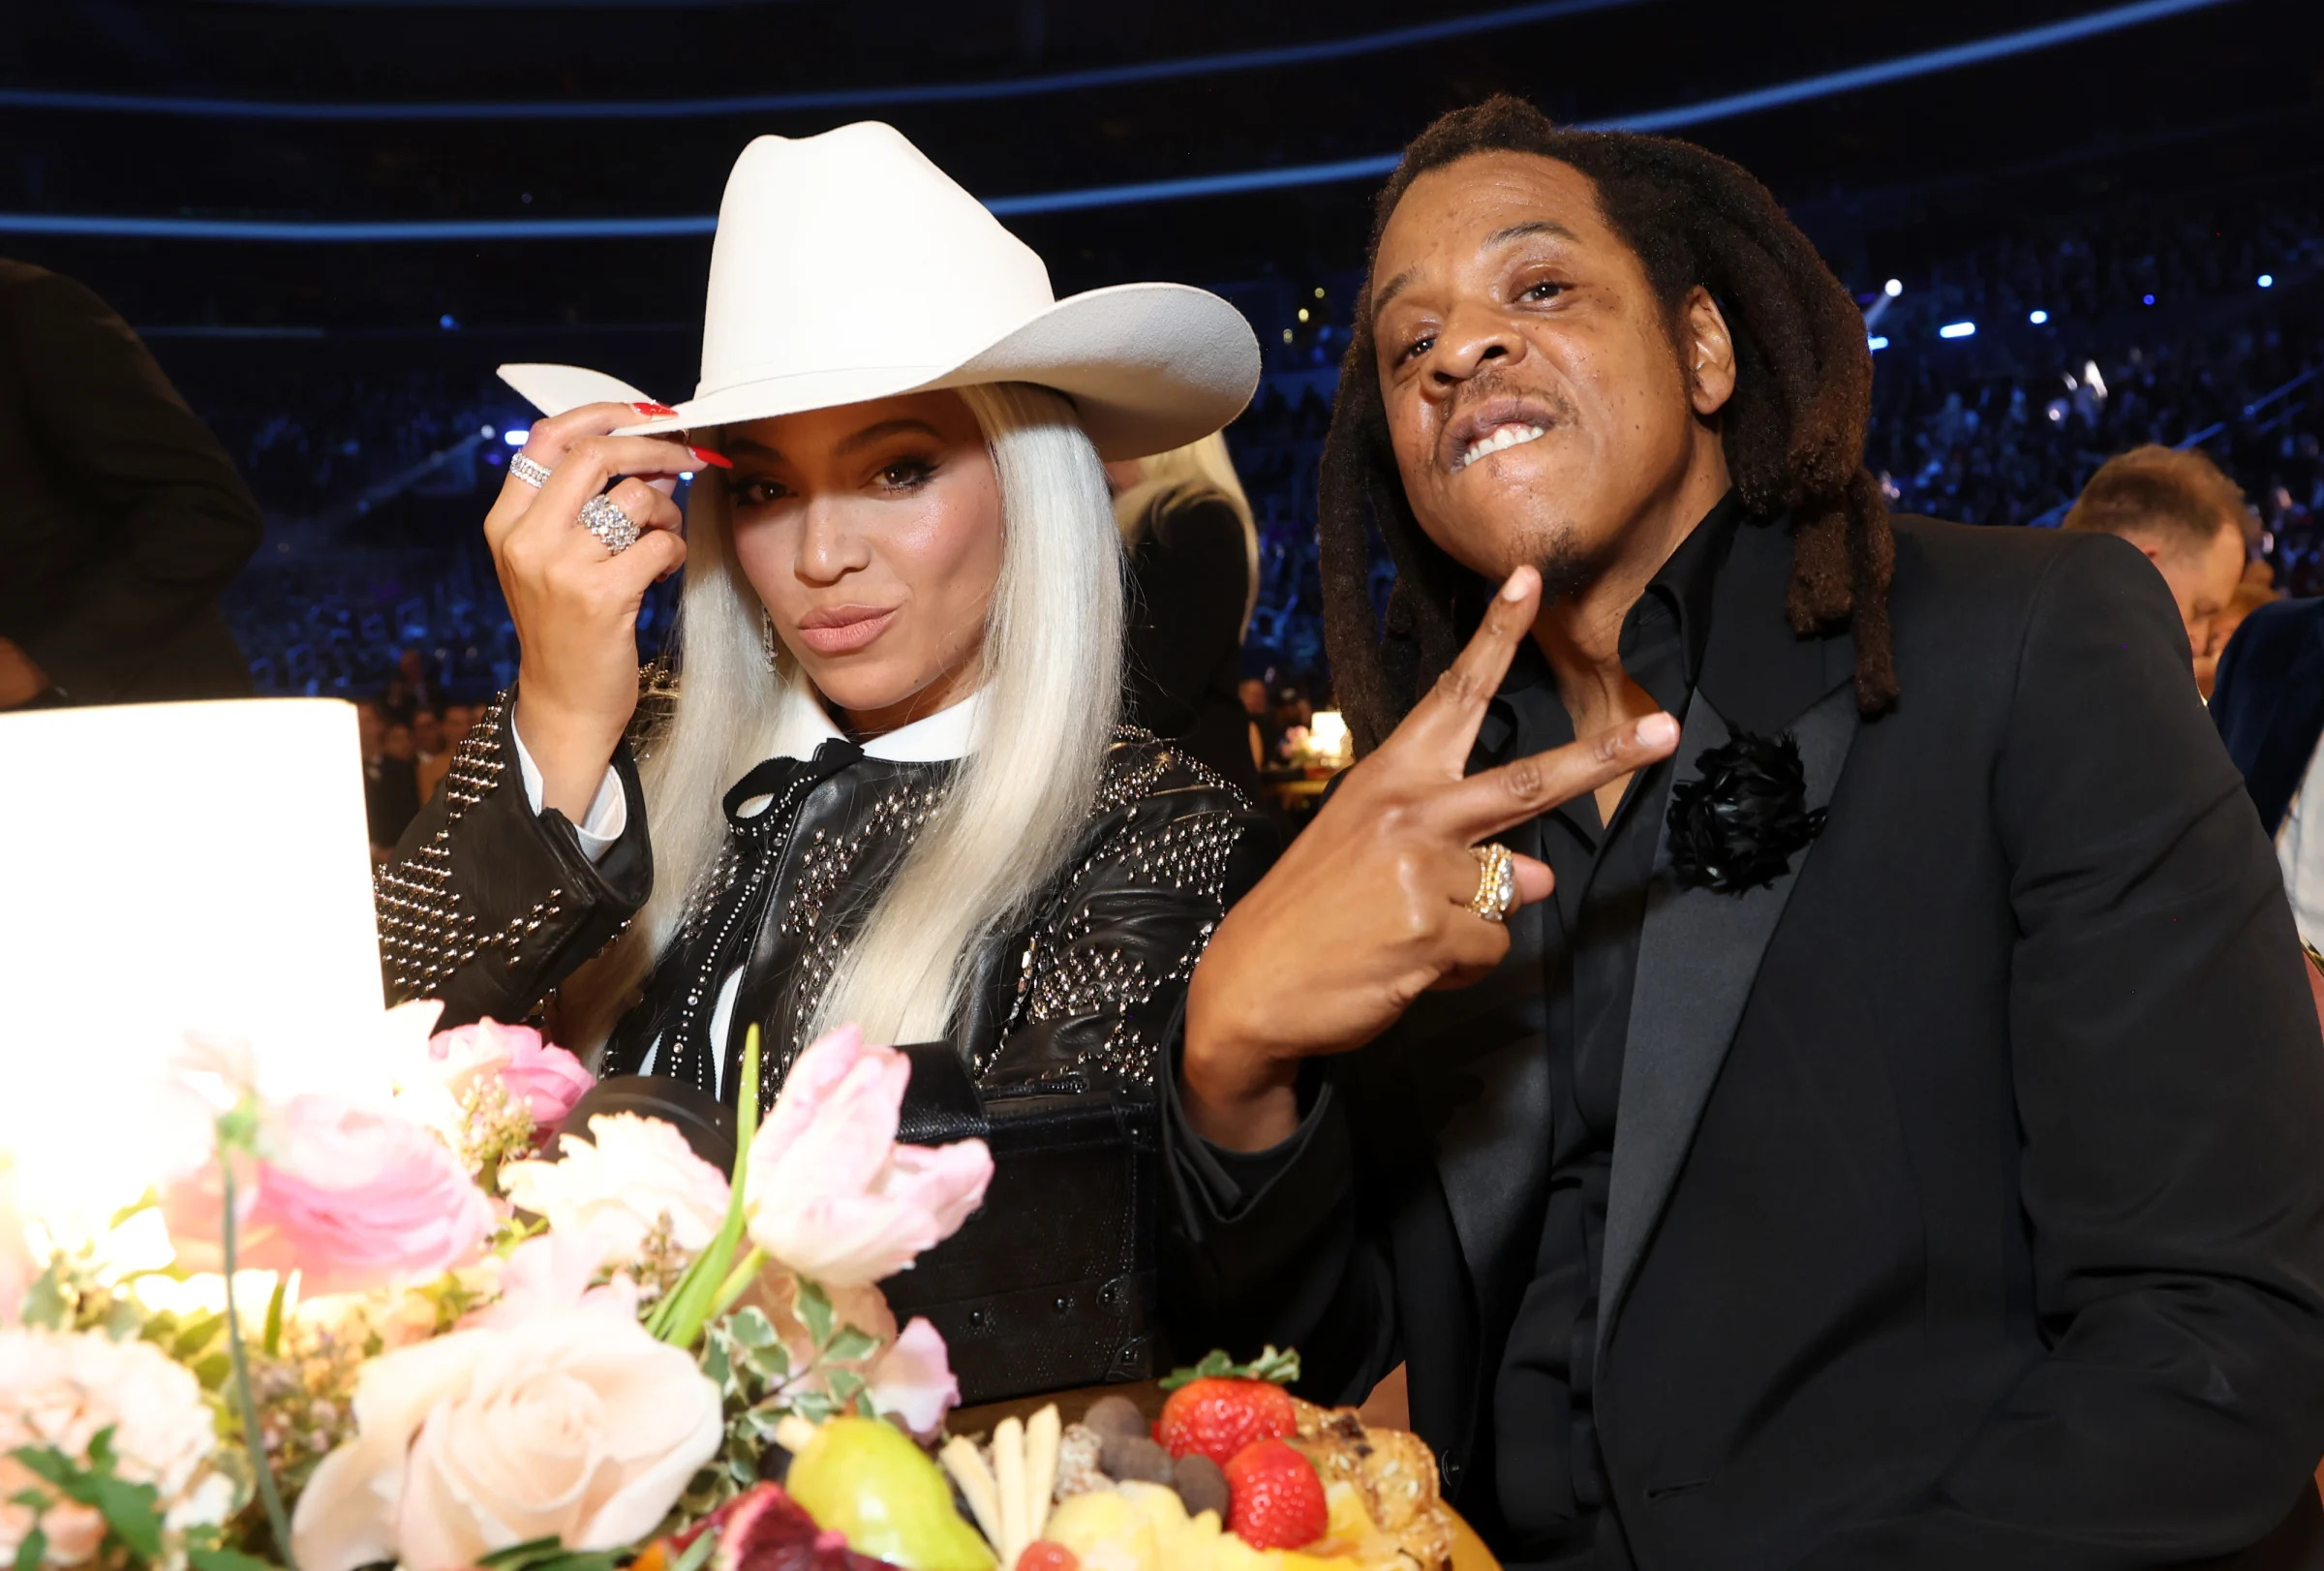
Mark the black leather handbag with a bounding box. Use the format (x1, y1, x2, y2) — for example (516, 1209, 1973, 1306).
(564, 1045, 1161, 1406)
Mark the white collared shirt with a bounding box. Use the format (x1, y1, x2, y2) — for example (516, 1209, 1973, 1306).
(2278, 733, 2324, 954)
(510, 692, 983, 1090)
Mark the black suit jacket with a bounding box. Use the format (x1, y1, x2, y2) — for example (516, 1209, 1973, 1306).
(2213, 597, 2324, 838)
(0, 261, 260, 703)
(1168, 512, 2324, 1568)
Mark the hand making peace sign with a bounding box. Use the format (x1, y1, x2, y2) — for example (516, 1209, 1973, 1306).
(1179, 565, 1680, 1151)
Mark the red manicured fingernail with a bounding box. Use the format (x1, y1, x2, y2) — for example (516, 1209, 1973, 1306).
(688, 446, 733, 469)
(633, 401, 680, 417)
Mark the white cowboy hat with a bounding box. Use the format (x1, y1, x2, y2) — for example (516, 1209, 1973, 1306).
(499, 121, 1259, 460)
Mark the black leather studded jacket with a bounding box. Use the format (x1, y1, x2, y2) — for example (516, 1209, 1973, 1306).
(375, 689, 1276, 1108)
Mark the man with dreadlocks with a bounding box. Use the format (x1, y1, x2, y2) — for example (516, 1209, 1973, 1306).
(1165, 97, 2324, 1568)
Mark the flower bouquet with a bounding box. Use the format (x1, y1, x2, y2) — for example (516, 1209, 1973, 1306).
(0, 1007, 995, 1571)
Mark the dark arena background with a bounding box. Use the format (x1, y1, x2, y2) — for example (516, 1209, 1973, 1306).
(8, 0, 2322, 702)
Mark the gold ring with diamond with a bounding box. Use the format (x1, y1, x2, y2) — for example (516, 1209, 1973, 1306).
(1467, 842, 1516, 922)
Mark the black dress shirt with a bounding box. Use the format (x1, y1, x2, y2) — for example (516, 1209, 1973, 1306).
(1186, 492, 1740, 1566)
(1485, 496, 1736, 1567)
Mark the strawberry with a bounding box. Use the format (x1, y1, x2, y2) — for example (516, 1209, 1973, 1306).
(1153, 1345, 1301, 1467)
(1224, 1439, 1328, 1551)
(1016, 1546, 1079, 1571)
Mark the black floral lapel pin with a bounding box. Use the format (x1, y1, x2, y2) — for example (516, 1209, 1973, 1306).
(1666, 730, 1828, 894)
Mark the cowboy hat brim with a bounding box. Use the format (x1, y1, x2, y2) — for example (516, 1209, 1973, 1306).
(501, 281, 1258, 462)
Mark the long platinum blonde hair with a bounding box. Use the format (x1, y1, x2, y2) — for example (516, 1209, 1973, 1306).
(560, 382, 1123, 1054)
(1113, 430, 1260, 633)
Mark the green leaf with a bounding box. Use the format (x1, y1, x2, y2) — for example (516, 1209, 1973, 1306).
(669, 1527, 719, 1571)
(12, 1524, 43, 1571)
(796, 1279, 833, 1353)
(825, 1369, 865, 1406)
(1158, 1344, 1301, 1391)
(725, 1307, 779, 1350)
(261, 1277, 288, 1358)
(18, 1264, 70, 1332)
(189, 1545, 286, 1571)
(477, 1536, 566, 1569)
(824, 1326, 879, 1365)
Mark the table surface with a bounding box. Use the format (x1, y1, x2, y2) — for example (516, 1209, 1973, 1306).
(949, 1382, 1503, 1570)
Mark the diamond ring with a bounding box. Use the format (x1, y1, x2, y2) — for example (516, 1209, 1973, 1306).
(508, 452, 554, 489)
(1467, 842, 1516, 923)
(577, 494, 641, 555)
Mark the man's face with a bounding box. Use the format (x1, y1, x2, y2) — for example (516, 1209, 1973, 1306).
(1238, 678, 1268, 717)
(2135, 524, 2246, 669)
(1368, 151, 1731, 590)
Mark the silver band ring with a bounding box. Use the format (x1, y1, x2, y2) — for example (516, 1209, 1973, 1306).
(1468, 842, 1516, 923)
(508, 452, 555, 489)
(577, 494, 641, 555)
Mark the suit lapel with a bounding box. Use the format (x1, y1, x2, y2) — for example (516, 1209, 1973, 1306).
(1596, 513, 1862, 1364)
(2245, 611, 2324, 837)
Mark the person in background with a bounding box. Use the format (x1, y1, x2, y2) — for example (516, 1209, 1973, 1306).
(2214, 594, 2324, 959)
(1238, 677, 1269, 772)
(382, 648, 436, 725)
(441, 702, 476, 750)
(0, 261, 261, 709)
(2062, 444, 2251, 682)
(2197, 579, 2280, 701)
(363, 708, 420, 860)
(1109, 432, 1263, 796)
(413, 708, 452, 804)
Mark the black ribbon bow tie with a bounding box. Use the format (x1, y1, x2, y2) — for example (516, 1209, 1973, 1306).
(1667, 729, 1827, 895)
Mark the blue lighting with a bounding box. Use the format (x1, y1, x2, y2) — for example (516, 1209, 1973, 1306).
(478, 424, 496, 440)
(503, 428, 529, 447)
(0, 0, 2239, 236)
(2029, 309, 2049, 324)
(439, 313, 458, 329)
(1939, 321, 1977, 340)
(0, 0, 1649, 120)
(1867, 335, 1890, 351)
(2259, 273, 2276, 289)
(2142, 293, 2156, 306)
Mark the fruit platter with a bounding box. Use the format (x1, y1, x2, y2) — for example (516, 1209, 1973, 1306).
(631, 1345, 1500, 1571)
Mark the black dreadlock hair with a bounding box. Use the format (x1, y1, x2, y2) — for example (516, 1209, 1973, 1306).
(1320, 95, 1897, 753)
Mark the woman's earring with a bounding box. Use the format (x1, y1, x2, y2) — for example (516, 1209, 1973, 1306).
(761, 606, 778, 670)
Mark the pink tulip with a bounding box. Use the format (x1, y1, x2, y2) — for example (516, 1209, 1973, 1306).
(867, 1315, 960, 1439)
(166, 1096, 495, 1299)
(744, 1027, 992, 1289)
(423, 1020, 595, 1139)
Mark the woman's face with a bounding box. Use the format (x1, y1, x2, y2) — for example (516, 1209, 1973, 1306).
(723, 391, 1003, 735)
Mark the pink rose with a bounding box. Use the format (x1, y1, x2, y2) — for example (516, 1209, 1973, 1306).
(290, 1308, 720, 1571)
(744, 1026, 992, 1289)
(164, 1096, 495, 1298)
(404, 1019, 595, 1143)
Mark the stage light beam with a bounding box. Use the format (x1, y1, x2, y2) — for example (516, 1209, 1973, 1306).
(1867, 335, 1889, 351)
(1939, 321, 1976, 339)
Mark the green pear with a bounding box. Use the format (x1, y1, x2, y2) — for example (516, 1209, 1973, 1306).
(786, 1416, 998, 1571)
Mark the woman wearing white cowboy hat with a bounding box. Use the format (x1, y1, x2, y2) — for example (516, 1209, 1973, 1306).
(374, 121, 1272, 1116)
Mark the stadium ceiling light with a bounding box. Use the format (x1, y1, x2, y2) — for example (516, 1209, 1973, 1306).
(2028, 309, 2049, 324)
(1939, 321, 1976, 339)
(2259, 273, 2276, 288)
(478, 424, 496, 439)
(1883, 279, 1905, 297)
(504, 428, 529, 447)
(1867, 335, 1889, 351)
(0, 0, 2237, 237)
(2141, 293, 2156, 305)
(0, 0, 1652, 120)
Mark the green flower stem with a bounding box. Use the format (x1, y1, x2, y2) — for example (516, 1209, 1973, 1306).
(652, 1028, 763, 1350)
(219, 1154, 296, 1569)
(705, 1248, 768, 1323)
